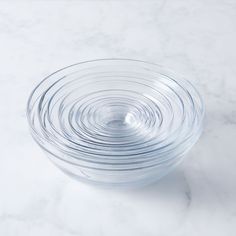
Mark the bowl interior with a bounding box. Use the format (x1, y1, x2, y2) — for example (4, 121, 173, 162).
(27, 59, 204, 165)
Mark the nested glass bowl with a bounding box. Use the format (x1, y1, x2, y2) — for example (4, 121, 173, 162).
(27, 59, 204, 186)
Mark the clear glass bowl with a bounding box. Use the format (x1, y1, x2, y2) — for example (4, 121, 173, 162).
(27, 59, 204, 186)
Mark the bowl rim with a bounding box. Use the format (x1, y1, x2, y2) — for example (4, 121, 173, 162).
(27, 58, 205, 122)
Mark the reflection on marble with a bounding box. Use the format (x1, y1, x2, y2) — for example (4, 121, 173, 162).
(0, 0, 235, 235)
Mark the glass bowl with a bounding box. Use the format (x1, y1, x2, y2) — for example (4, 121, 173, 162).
(27, 59, 204, 186)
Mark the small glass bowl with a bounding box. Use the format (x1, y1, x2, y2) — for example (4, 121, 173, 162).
(27, 59, 204, 186)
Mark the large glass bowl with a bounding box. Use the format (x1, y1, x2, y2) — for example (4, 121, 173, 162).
(27, 59, 204, 186)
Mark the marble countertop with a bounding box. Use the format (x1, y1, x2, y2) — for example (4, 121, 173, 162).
(0, 1, 235, 235)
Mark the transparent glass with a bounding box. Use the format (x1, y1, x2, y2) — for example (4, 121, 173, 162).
(27, 59, 204, 186)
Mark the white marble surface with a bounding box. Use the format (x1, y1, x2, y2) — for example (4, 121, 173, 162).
(0, 0, 236, 235)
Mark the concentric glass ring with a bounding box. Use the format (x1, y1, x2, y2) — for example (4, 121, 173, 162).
(27, 59, 204, 186)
